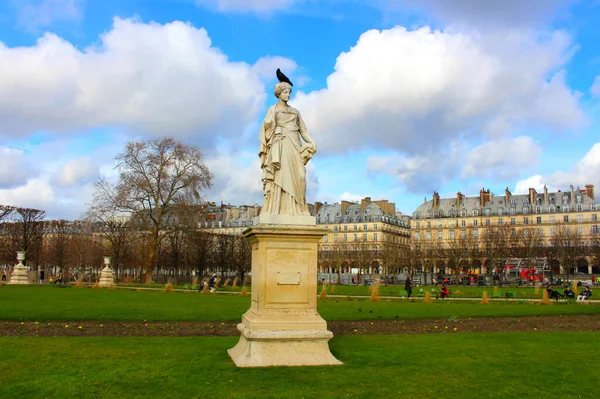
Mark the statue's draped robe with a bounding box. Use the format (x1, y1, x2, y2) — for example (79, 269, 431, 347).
(259, 104, 310, 216)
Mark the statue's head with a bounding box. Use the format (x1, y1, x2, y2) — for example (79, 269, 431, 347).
(274, 81, 292, 99)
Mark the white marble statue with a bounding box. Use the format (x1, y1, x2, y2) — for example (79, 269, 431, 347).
(259, 71, 316, 216)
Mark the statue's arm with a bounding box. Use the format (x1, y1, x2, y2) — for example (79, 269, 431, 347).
(298, 112, 316, 151)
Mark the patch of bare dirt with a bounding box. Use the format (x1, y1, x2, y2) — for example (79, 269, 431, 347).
(1, 315, 599, 337)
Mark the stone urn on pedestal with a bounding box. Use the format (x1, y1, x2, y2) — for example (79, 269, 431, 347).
(98, 256, 115, 287)
(8, 251, 30, 285)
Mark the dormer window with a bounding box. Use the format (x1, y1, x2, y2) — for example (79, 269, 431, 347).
(472, 209, 479, 216)
(483, 208, 491, 216)
(498, 207, 504, 216)
(460, 209, 467, 217)
(549, 205, 555, 213)
(523, 207, 529, 214)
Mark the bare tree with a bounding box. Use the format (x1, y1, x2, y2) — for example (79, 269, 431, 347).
(549, 223, 582, 282)
(232, 235, 252, 282)
(91, 137, 213, 283)
(4, 208, 46, 267)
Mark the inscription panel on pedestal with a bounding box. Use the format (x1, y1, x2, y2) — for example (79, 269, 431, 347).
(265, 247, 310, 306)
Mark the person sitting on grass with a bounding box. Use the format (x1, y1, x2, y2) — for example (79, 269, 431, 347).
(563, 286, 575, 300)
(577, 286, 592, 301)
(546, 286, 562, 301)
(440, 284, 449, 299)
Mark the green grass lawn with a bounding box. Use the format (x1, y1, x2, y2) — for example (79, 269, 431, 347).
(1, 285, 599, 322)
(1, 333, 597, 398)
(219, 283, 549, 298)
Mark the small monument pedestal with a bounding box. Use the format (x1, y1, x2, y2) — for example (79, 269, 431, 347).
(228, 223, 342, 367)
(8, 251, 29, 285)
(98, 256, 115, 287)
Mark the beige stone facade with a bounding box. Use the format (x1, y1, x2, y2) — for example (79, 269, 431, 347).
(411, 185, 600, 276)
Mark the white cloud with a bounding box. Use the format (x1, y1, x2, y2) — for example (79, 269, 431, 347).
(513, 175, 558, 195)
(0, 17, 266, 142)
(0, 177, 55, 210)
(14, 0, 84, 32)
(0, 148, 38, 189)
(52, 156, 99, 187)
(547, 143, 600, 189)
(195, 0, 298, 13)
(294, 26, 584, 156)
(384, 0, 574, 29)
(463, 136, 541, 180)
(592, 75, 600, 97)
(366, 141, 464, 193)
(252, 56, 297, 83)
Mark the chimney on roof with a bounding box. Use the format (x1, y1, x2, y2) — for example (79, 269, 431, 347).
(585, 184, 595, 200)
(505, 187, 511, 204)
(479, 188, 491, 206)
(314, 201, 323, 215)
(528, 187, 537, 205)
(433, 192, 440, 209)
(456, 192, 464, 208)
(360, 197, 371, 213)
(543, 185, 548, 204)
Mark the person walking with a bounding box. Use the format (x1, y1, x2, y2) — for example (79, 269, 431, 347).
(39, 269, 45, 284)
(404, 277, 412, 299)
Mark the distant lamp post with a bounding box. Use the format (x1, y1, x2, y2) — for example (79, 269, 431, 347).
(98, 256, 115, 288)
(8, 251, 30, 285)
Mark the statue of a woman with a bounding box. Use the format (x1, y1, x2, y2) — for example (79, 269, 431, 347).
(259, 76, 316, 217)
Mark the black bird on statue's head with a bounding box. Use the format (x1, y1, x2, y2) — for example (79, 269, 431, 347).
(276, 68, 293, 86)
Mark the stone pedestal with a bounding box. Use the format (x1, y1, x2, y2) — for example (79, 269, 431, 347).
(98, 256, 115, 287)
(228, 224, 342, 367)
(8, 251, 29, 285)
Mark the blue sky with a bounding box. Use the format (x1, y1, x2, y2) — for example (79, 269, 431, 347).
(1, 0, 600, 220)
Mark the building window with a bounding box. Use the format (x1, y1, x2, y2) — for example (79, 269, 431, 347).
(427, 221, 431, 228)
(592, 204, 598, 211)
(577, 204, 583, 212)
(374, 224, 378, 230)
(536, 216, 542, 224)
(473, 229, 479, 238)
(578, 226, 584, 235)
(416, 222, 420, 228)
(484, 208, 491, 216)
(438, 221, 443, 227)
(460, 209, 467, 217)
(536, 206, 541, 213)
(344, 225, 348, 231)
(353, 234, 358, 241)
(324, 236, 328, 243)
(438, 231, 443, 240)
(593, 214, 598, 222)
(498, 219, 503, 225)
(461, 230, 466, 239)
(449, 230, 455, 239)
(498, 208, 504, 216)
(577, 215, 583, 223)
(363, 233, 368, 241)
(374, 233, 378, 242)
(343, 234, 347, 242)
(510, 218, 516, 225)
(524, 217, 529, 225)
(334, 234, 338, 242)
(334, 226, 338, 232)
(461, 220, 466, 227)
(485, 219, 490, 226)
(564, 215, 569, 223)
(426, 231, 431, 240)
(592, 225, 599, 235)
(473, 209, 479, 216)
(354, 225, 357, 231)
(550, 216, 555, 224)
(509, 208, 516, 215)
(363, 224, 368, 230)
(549, 205, 555, 213)
(523, 207, 529, 214)
(551, 228, 556, 236)
(473, 220, 478, 227)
